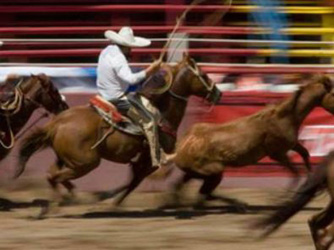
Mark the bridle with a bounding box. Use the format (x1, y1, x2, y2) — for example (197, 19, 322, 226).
(15, 76, 67, 139)
(188, 60, 215, 99)
(35, 76, 66, 112)
(14, 76, 62, 112)
(168, 61, 216, 102)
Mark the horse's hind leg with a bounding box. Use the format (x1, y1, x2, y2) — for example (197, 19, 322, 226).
(41, 163, 88, 218)
(37, 161, 64, 219)
(49, 159, 77, 201)
(47, 161, 67, 203)
(308, 202, 334, 250)
(61, 180, 77, 204)
(292, 142, 312, 173)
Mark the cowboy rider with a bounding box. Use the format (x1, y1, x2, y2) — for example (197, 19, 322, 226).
(96, 26, 166, 170)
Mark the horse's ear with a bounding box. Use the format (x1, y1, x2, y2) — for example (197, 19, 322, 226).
(37, 73, 48, 81)
(36, 73, 50, 87)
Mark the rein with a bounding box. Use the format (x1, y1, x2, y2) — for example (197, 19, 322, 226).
(0, 80, 24, 116)
(168, 89, 188, 102)
(0, 116, 14, 149)
(0, 81, 24, 149)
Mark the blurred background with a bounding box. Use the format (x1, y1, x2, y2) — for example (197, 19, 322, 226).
(0, 0, 334, 190)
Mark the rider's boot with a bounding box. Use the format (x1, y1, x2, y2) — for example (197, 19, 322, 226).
(126, 106, 162, 171)
(141, 119, 161, 170)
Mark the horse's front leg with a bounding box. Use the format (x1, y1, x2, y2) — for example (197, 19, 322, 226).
(292, 142, 312, 173)
(196, 170, 248, 212)
(94, 184, 129, 201)
(269, 153, 301, 189)
(159, 172, 193, 209)
(113, 153, 155, 206)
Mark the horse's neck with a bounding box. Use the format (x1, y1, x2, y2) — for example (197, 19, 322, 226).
(278, 88, 320, 126)
(162, 97, 187, 130)
(0, 101, 36, 135)
(161, 66, 189, 130)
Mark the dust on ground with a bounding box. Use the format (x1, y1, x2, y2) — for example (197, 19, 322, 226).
(0, 178, 328, 250)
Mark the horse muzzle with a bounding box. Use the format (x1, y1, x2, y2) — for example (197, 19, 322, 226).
(207, 87, 222, 105)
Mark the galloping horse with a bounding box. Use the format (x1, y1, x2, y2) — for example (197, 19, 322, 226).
(15, 54, 221, 211)
(255, 151, 334, 250)
(169, 74, 334, 207)
(0, 73, 68, 160)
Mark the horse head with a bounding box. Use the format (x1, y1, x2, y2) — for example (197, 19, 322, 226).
(23, 74, 69, 114)
(317, 74, 334, 114)
(170, 53, 221, 104)
(0, 74, 19, 104)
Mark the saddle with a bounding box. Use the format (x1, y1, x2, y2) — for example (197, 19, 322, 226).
(90, 68, 176, 137)
(89, 95, 143, 136)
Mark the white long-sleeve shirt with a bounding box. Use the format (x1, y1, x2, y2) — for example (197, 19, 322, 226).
(96, 45, 146, 100)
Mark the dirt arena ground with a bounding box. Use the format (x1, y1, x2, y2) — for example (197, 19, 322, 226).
(0, 179, 329, 250)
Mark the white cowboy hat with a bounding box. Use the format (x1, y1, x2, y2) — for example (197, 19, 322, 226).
(104, 27, 151, 48)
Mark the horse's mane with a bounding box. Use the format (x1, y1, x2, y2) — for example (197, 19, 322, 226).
(215, 75, 332, 129)
(274, 74, 330, 117)
(275, 89, 303, 117)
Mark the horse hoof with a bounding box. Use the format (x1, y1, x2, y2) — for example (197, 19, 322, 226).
(192, 201, 207, 210)
(33, 206, 49, 220)
(59, 195, 80, 206)
(93, 191, 119, 201)
(234, 204, 248, 214)
(159, 202, 182, 210)
(112, 198, 125, 207)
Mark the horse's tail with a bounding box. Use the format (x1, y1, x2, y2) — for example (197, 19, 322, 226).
(14, 126, 52, 179)
(254, 152, 334, 237)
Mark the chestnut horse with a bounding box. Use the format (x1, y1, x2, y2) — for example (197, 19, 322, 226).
(169, 75, 334, 207)
(255, 150, 334, 250)
(15, 55, 221, 210)
(0, 73, 68, 161)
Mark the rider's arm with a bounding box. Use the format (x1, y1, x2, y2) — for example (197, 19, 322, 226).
(113, 54, 146, 85)
(113, 54, 162, 85)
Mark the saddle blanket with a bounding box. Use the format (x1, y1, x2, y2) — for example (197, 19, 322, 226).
(89, 95, 143, 135)
(89, 95, 123, 123)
